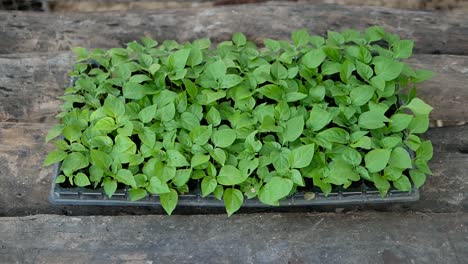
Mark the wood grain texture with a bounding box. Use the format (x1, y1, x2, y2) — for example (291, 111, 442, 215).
(0, 52, 467, 123)
(0, 122, 466, 216)
(0, 213, 467, 263)
(0, 3, 467, 54)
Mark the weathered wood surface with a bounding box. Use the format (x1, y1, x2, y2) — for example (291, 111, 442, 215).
(0, 122, 466, 216)
(1, 3, 468, 54)
(1, 213, 467, 263)
(0, 52, 467, 123)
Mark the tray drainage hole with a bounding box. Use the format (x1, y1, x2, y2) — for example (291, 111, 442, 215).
(16, 193, 23, 198)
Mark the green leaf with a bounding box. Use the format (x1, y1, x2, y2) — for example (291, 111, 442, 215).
(46, 124, 64, 143)
(217, 165, 247, 186)
(190, 125, 212, 145)
(365, 149, 391, 173)
(358, 110, 390, 129)
(138, 104, 157, 123)
(74, 172, 91, 187)
(393, 175, 412, 191)
(290, 144, 315, 168)
(388, 113, 413, 132)
(223, 188, 243, 217)
(211, 129, 237, 148)
(90, 149, 112, 170)
(160, 189, 178, 215)
(44, 150, 67, 166)
(388, 147, 412, 169)
(350, 85, 375, 106)
(292, 29, 309, 46)
(221, 74, 243, 88)
(147, 176, 171, 194)
(306, 107, 332, 131)
(350, 136, 372, 149)
(191, 153, 210, 167)
(211, 148, 226, 166)
(413, 69, 434, 83)
(258, 177, 293, 206)
(316, 128, 349, 144)
(103, 178, 117, 198)
(167, 149, 190, 167)
(201, 177, 218, 197)
(355, 61, 373, 80)
(271, 61, 288, 80)
(374, 57, 403, 81)
(403, 98, 433, 116)
(180, 112, 200, 131)
(302, 48, 326, 69)
(156, 103, 176, 122)
(55, 175, 66, 184)
(129, 188, 148, 201)
(285, 92, 307, 102)
(283, 116, 304, 142)
(129, 74, 151, 84)
(206, 107, 221, 126)
(416, 141, 433, 161)
(94, 117, 117, 131)
(232, 32, 247, 46)
(172, 169, 192, 187)
(342, 148, 362, 166)
(205, 60, 226, 80)
(187, 46, 203, 67)
(264, 38, 281, 52)
(408, 115, 429, 134)
(116, 169, 136, 188)
(370, 76, 385, 91)
(409, 169, 426, 188)
(340, 60, 355, 83)
(169, 48, 190, 70)
(123, 82, 153, 100)
(393, 40, 414, 59)
(373, 173, 390, 196)
(62, 152, 89, 175)
(258, 84, 283, 102)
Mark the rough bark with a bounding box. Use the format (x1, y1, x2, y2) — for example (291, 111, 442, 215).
(0, 3, 467, 54)
(0, 213, 467, 263)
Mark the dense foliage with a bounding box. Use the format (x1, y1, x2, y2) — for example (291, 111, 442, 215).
(44, 27, 434, 215)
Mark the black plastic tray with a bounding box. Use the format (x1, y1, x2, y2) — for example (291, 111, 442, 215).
(50, 74, 419, 207)
(50, 163, 419, 207)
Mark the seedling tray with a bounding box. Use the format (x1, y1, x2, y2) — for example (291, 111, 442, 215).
(50, 163, 419, 207)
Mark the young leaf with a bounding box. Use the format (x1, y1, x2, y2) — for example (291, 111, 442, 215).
(358, 110, 390, 129)
(167, 149, 190, 167)
(365, 149, 391, 173)
(116, 169, 137, 188)
(283, 116, 304, 142)
(258, 177, 293, 206)
(223, 188, 244, 217)
(409, 169, 426, 188)
(316, 128, 349, 144)
(388, 114, 413, 132)
(290, 144, 315, 168)
(129, 188, 148, 201)
(74, 172, 91, 187)
(172, 169, 192, 187)
(211, 129, 237, 148)
(374, 57, 403, 81)
(44, 150, 67, 166)
(217, 165, 247, 186)
(138, 104, 157, 123)
(388, 147, 412, 169)
(45, 124, 65, 143)
(201, 177, 218, 197)
(393, 40, 414, 59)
(302, 49, 326, 69)
(190, 125, 212, 145)
(403, 98, 433, 116)
(160, 189, 178, 215)
(350, 85, 375, 106)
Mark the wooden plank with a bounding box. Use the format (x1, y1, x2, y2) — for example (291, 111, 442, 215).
(0, 213, 467, 263)
(1, 3, 468, 54)
(0, 52, 467, 123)
(0, 122, 466, 216)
